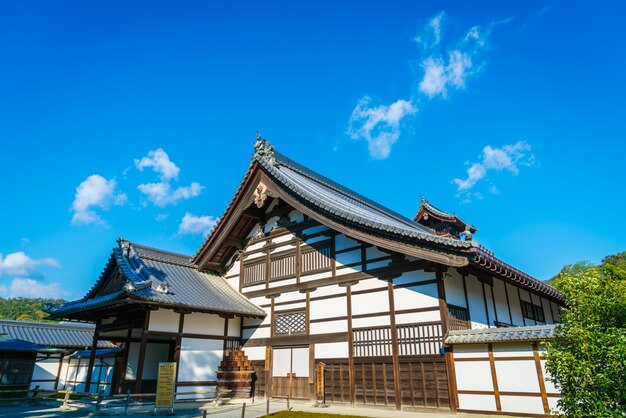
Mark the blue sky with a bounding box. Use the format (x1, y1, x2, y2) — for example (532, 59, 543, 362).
(1, 1, 625, 300)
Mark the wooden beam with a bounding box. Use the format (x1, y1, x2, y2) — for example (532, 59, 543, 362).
(346, 285, 355, 407)
(533, 342, 550, 414)
(487, 343, 501, 412)
(134, 310, 151, 393)
(387, 282, 402, 410)
(84, 319, 100, 393)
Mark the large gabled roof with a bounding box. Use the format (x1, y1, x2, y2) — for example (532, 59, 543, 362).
(0, 319, 114, 349)
(192, 137, 562, 303)
(49, 240, 265, 319)
(192, 137, 472, 270)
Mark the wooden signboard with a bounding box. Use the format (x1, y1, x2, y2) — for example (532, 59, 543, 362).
(316, 362, 325, 400)
(265, 347, 271, 371)
(155, 362, 177, 410)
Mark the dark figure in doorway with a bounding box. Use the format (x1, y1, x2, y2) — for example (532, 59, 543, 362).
(250, 371, 257, 402)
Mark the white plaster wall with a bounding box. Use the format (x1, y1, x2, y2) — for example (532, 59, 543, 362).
(242, 326, 270, 340)
(143, 343, 170, 380)
(269, 278, 298, 287)
(31, 357, 61, 390)
(393, 270, 436, 286)
(495, 360, 540, 392)
(351, 292, 388, 315)
(178, 338, 223, 382)
(310, 319, 348, 334)
(183, 312, 225, 335)
(458, 394, 497, 412)
(303, 225, 328, 235)
(315, 342, 349, 359)
(500, 395, 545, 415)
(242, 346, 266, 361)
(126, 342, 140, 379)
(350, 278, 386, 292)
(492, 342, 533, 357)
(455, 360, 494, 391)
(352, 316, 390, 328)
(334, 234, 359, 251)
(274, 291, 307, 304)
(453, 344, 489, 359)
(492, 278, 512, 324)
(310, 296, 346, 320)
(466, 275, 489, 328)
(395, 310, 441, 325)
(444, 269, 467, 308)
(506, 283, 525, 326)
(227, 317, 241, 338)
(485, 285, 497, 326)
(393, 285, 439, 311)
(149, 308, 180, 333)
(300, 271, 333, 282)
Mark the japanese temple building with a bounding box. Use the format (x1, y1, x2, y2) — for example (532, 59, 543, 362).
(50, 136, 563, 416)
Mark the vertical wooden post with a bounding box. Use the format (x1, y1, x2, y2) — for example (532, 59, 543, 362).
(482, 282, 491, 328)
(533, 342, 550, 414)
(437, 270, 457, 412)
(503, 282, 513, 325)
(346, 285, 355, 407)
(330, 234, 336, 278)
(54, 353, 64, 390)
(223, 316, 230, 353)
(387, 281, 402, 410)
(84, 319, 100, 393)
(174, 312, 185, 389)
(487, 343, 501, 412)
(135, 309, 151, 393)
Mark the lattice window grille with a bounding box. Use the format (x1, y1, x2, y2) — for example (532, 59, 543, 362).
(274, 311, 306, 335)
(301, 245, 331, 273)
(242, 261, 265, 286)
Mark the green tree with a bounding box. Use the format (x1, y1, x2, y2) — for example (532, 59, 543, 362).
(545, 255, 626, 417)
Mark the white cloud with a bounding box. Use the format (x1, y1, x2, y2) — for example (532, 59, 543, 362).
(177, 212, 218, 236)
(348, 96, 417, 159)
(453, 141, 534, 200)
(134, 148, 180, 181)
(71, 174, 127, 225)
(137, 182, 203, 207)
(0, 278, 68, 299)
(135, 148, 204, 207)
(348, 11, 504, 158)
(0, 252, 60, 277)
(418, 19, 487, 99)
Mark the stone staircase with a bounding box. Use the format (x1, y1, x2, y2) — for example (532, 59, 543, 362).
(216, 348, 254, 398)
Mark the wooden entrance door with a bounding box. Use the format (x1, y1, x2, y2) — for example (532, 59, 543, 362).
(272, 347, 309, 400)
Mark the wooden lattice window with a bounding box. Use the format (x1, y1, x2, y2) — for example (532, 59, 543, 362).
(274, 310, 306, 335)
(447, 304, 471, 331)
(353, 323, 444, 357)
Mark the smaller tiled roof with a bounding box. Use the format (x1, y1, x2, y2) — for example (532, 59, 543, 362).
(445, 325, 556, 344)
(0, 335, 64, 353)
(0, 319, 114, 349)
(51, 240, 266, 318)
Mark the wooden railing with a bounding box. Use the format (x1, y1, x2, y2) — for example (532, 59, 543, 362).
(353, 322, 444, 357)
(447, 304, 471, 331)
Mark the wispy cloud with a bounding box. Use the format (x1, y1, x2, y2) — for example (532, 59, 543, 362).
(71, 174, 127, 225)
(348, 11, 504, 159)
(0, 251, 60, 277)
(0, 278, 69, 299)
(453, 141, 535, 202)
(177, 212, 218, 236)
(135, 148, 204, 207)
(0, 250, 66, 299)
(347, 97, 417, 159)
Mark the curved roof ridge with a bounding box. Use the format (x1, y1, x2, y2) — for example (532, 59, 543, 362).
(271, 151, 430, 232)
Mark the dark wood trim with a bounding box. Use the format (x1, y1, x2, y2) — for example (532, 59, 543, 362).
(360, 244, 367, 271)
(447, 348, 459, 411)
(175, 380, 219, 387)
(222, 316, 229, 353)
(145, 330, 239, 341)
(330, 235, 336, 278)
(84, 319, 100, 392)
(387, 281, 401, 410)
(174, 313, 185, 387)
(308, 306, 440, 324)
(490, 285, 499, 323)
(488, 343, 501, 412)
(135, 310, 151, 393)
(296, 240, 301, 283)
(503, 281, 513, 325)
(243, 331, 349, 348)
(533, 342, 550, 414)
(270, 296, 276, 338)
(482, 282, 491, 328)
(243, 260, 427, 299)
(305, 290, 311, 335)
(462, 274, 471, 319)
(518, 286, 526, 326)
(346, 284, 355, 407)
(53, 353, 65, 390)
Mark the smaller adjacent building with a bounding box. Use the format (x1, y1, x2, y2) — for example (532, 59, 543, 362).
(0, 319, 117, 394)
(445, 325, 559, 416)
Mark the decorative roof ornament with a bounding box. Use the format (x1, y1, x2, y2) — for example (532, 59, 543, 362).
(253, 132, 277, 166)
(460, 224, 473, 242)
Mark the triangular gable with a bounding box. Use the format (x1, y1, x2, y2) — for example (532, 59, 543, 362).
(192, 137, 472, 273)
